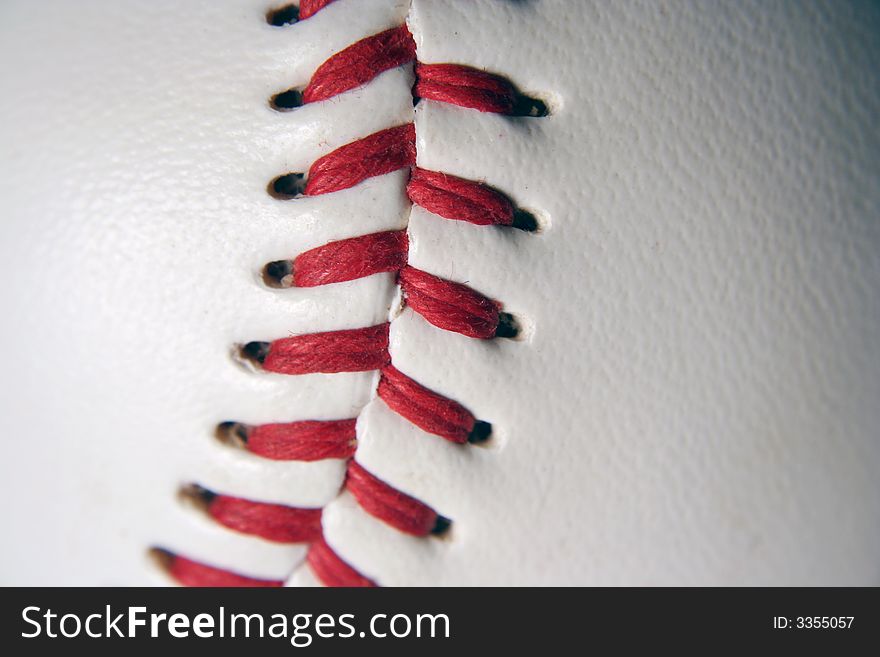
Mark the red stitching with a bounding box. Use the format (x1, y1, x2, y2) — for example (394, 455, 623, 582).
(207, 494, 323, 544)
(245, 419, 357, 461)
(261, 323, 390, 375)
(281, 231, 505, 338)
(305, 128, 524, 227)
(166, 7, 540, 587)
(346, 460, 441, 536)
(296, 3, 527, 115)
(307, 536, 377, 587)
(303, 26, 416, 104)
(399, 265, 503, 339)
(298, 0, 336, 21)
(415, 63, 519, 114)
(377, 364, 480, 445)
(292, 230, 408, 288)
(407, 167, 518, 226)
(305, 124, 416, 196)
(167, 554, 283, 587)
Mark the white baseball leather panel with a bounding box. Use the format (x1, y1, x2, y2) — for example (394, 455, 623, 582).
(319, 0, 880, 585)
(0, 0, 413, 584)
(0, 0, 878, 586)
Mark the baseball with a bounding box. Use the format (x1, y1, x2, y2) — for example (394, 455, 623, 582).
(1, 0, 878, 586)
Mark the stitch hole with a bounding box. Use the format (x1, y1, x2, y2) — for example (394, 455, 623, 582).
(178, 483, 216, 513)
(216, 421, 250, 449)
(270, 88, 304, 111)
(468, 420, 493, 444)
(266, 4, 299, 26)
(262, 260, 295, 288)
(268, 173, 306, 199)
(495, 313, 521, 339)
(511, 93, 550, 118)
(517, 208, 552, 233)
(431, 515, 452, 536)
(148, 547, 176, 575)
(240, 341, 270, 367)
(512, 209, 540, 232)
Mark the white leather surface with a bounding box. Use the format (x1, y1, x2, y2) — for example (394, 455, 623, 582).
(0, 0, 412, 584)
(2, 0, 879, 585)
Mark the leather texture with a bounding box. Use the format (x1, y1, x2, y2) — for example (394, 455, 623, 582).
(1, 0, 878, 585)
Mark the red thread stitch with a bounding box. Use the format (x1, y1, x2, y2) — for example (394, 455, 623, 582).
(307, 537, 377, 587)
(289, 2, 533, 116)
(244, 419, 357, 461)
(377, 364, 482, 444)
(415, 63, 519, 114)
(167, 6, 542, 588)
(260, 323, 390, 375)
(303, 26, 416, 104)
(399, 265, 503, 339)
(284, 233, 506, 340)
(167, 555, 283, 587)
(407, 167, 518, 226)
(206, 494, 323, 544)
(292, 230, 408, 287)
(346, 460, 441, 536)
(305, 124, 415, 196)
(298, 0, 336, 21)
